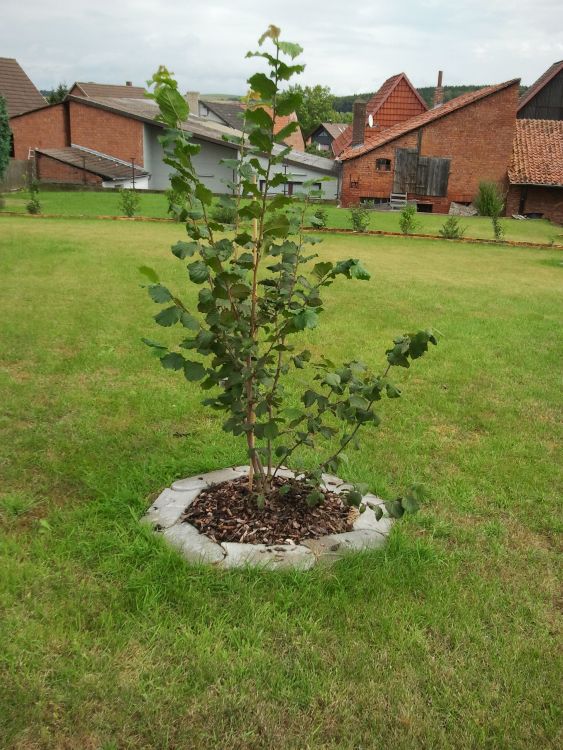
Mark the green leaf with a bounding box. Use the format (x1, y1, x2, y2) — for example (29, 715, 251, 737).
(385, 500, 405, 519)
(139, 265, 159, 283)
(248, 72, 277, 99)
(323, 372, 341, 389)
(148, 284, 172, 303)
(349, 394, 369, 410)
(188, 260, 210, 284)
(154, 306, 180, 327)
(276, 92, 302, 116)
(141, 337, 167, 350)
(312, 261, 333, 281)
(160, 352, 185, 370)
(183, 360, 206, 381)
(171, 241, 199, 259)
(292, 309, 318, 330)
(180, 311, 199, 330)
(195, 183, 213, 206)
(374, 505, 384, 521)
(385, 383, 402, 399)
(277, 40, 303, 59)
(306, 490, 324, 508)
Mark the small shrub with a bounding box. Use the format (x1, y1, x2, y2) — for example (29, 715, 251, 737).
(311, 207, 328, 228)
(118, 188, 140, 217)
(492, 215, 505, 241)
(349, 205, 370, 232)
(165, 187, 184, 221)
(475, 181, 505, 217)
(26, 179, 41, 215)
(439, 216, 467, 239)
(210, 202, 237, 225)
(399, 204, 419, 235)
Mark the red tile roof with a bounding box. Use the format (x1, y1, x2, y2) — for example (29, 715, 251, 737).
(0, 57, 46, 117)
(338, 79, 520, 161)
(331, 73, 427, 156)
(508, 119, 563, 186)
(518, 61, 563, 112)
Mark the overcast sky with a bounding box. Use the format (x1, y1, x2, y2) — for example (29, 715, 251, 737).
(3, 1, 562, 95)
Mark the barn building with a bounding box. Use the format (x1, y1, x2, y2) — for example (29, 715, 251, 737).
(307, 122, 349, 155)
(506, 118, 563, 224)
(337, 79, 520, 212)
(517, 61, 563, 121)
(9, 93, 337, 196)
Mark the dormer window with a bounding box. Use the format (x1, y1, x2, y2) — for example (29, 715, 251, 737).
(376, 158, 391, 172)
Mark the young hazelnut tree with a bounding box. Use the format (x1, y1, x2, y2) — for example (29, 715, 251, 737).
(140, 26, 437, 517)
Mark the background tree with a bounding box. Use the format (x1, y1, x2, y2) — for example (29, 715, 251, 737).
(0, 95, 11, 181)
(279, 83, 341, 135)
(47, 84, 69, 104)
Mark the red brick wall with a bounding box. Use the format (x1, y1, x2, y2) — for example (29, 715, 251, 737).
(10, 104, 69, 160)
(35, 153, 102, 185)
(341, 83, 519, 212)
(69, 101, 144, 165)
(373, 78, 427, 129)
(507, 185, 563, 224)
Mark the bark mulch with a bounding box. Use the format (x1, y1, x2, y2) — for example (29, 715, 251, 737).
(181, 476, 354, 545)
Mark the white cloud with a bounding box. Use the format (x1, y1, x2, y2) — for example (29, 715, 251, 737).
(1, 0, 562, 93)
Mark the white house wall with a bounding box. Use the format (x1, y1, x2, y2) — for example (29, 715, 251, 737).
(143, 124, 235, 193)
(143, 123, 337, 199)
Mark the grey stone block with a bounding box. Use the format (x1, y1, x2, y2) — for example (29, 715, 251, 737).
(171, 466, 245, 491)
(220, 542, 315, 570)
(303, 529, 387, 560)
(143, 488, 199, 529)
(163, 523, 225, 564)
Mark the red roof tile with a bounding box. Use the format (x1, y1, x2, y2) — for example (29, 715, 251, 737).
(508, 119, 563, 186)
(518, 61, 563, 112)
(331, 73, 427, 156)
(338, 79, 520, 161)
(70, 82, 147, 99)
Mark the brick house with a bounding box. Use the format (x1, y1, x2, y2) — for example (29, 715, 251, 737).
(337, 79, 520, 212)
(331, 73, 428, 157)
(506, 118, 563, 224)
(9, 94, 337, 195)
(517, 61, 563, 121)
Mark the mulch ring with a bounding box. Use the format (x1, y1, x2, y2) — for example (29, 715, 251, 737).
(181, 475, 355, 545)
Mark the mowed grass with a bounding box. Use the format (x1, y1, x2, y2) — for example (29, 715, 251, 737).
(2, 188, 561, 244)
(1, 216, 562, 749)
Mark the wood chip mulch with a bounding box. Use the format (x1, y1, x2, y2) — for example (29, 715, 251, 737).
(181, 476, 354, 545)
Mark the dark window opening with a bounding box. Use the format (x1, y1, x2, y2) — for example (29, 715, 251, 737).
(376, 158, 391, 172)
(417, 202, 433, 213)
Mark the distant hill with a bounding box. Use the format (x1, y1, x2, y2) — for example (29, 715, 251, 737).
(333, 84, 528, 112)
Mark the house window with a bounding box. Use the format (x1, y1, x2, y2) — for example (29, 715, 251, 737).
(376, 158, 391, 172)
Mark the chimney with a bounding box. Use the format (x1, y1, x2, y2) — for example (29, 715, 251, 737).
(185, 91, 200, 115)
(351, 100, 367, 147)
(126, 81, 132, 87)
(433, 71, 444, 108)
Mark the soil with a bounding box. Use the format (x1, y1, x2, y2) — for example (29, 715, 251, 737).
(181, 476, 354, 545)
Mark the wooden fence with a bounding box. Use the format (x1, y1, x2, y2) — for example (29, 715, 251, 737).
(0, 159, 32, 191)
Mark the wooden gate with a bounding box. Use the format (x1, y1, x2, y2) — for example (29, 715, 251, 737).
(393, 148, 450, 197)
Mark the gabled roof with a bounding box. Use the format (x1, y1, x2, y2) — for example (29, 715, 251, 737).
(309, 122, 349, 140)
(331, 73, 428, 156)
(0, 57, 46, 117)
(200, 99, 245, 129)
(508, 119, 563, 186)
(70, 82, 147, 99)
(338, 78, 520, 161)
(36, 146, 149, 181)
(518, 61, 563, 112)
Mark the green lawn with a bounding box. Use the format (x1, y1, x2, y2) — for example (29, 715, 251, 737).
(2, 188, 561, 244)
(1, 216, 561, 749)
